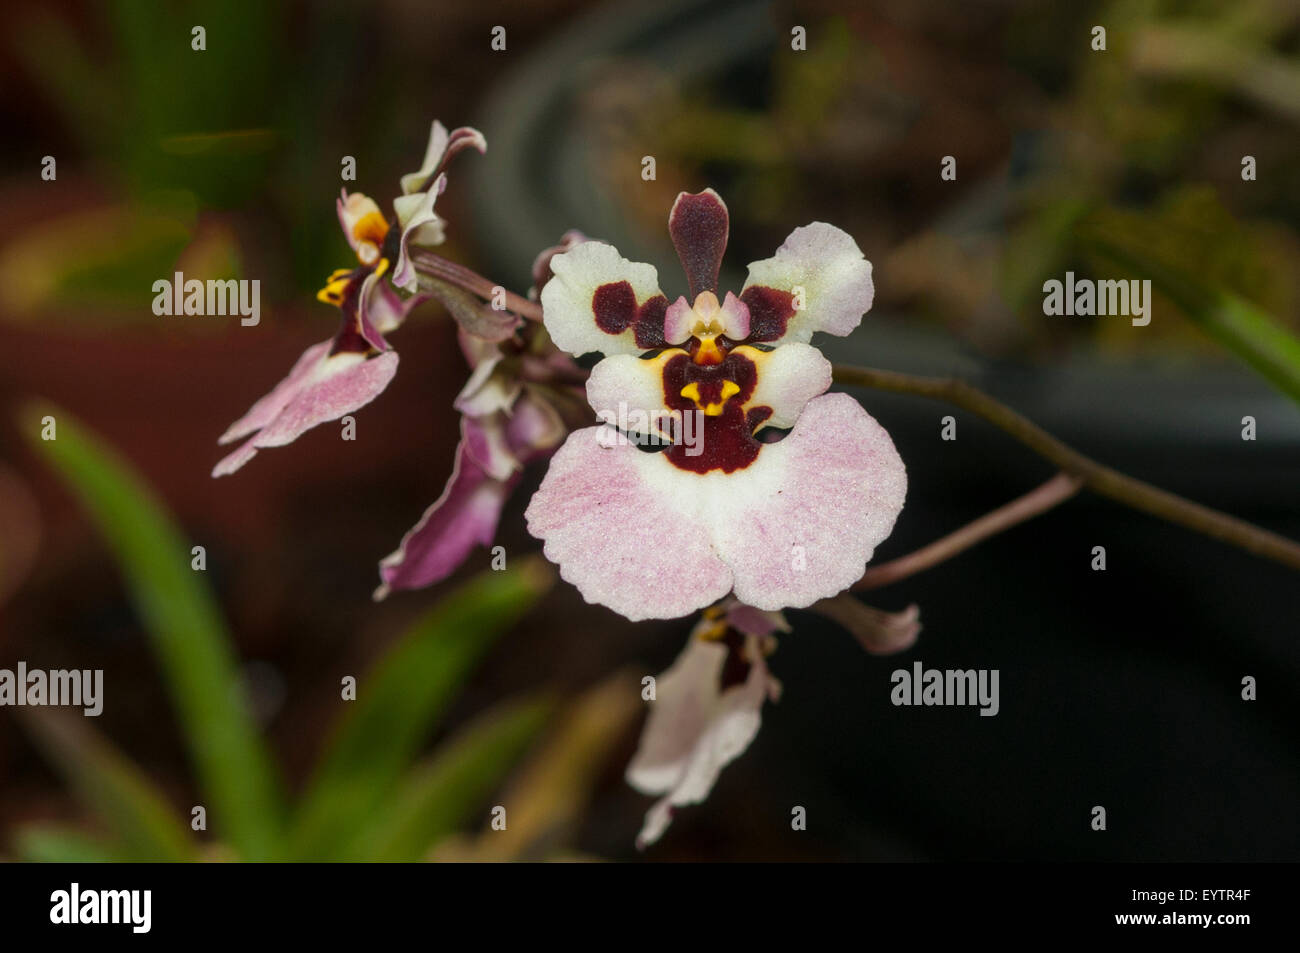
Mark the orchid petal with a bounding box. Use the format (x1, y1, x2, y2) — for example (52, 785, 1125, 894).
(213, 345, 398, 476)
(540, 242, 668, 357)
(741, 223, 874, 345)
(525, 393, 905, 617)
(627, 624, 777, 847)
(668, 188, 729, 300)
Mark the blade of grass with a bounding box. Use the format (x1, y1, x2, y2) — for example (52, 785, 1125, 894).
(463, 672, 641, 862)
(1081, 234, 1300, 406)
(13, 825, 131, 863)
(341, 694, 555, 862)
(16, 709, 195, 861)
(285, 558, 554, 859)
(20, 402, 284, 859)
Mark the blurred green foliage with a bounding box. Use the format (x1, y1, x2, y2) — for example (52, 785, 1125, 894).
(3, 0, 415, 317)
(17, 1, 279, 205)
(5, 2, 280, 316)
(14, 405, 568, 862)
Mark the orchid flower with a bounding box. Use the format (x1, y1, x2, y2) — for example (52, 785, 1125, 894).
(211, 118, 917, 850)
(627, 599, 786, 847)
(525, 189, 907, 620)
(213, 121, 485, 476)
(212, 265, 417, 477)
(391, 121, 486, 292)
(625, 593, 921, 846)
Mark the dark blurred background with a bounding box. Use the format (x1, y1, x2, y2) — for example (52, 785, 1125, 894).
(0, 0, 1297, 861)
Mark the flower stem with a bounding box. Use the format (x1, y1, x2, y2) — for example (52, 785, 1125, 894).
(855, 472, 1083, 590)
(834, 364, 1300, 572)
(410, 249, 544, 322)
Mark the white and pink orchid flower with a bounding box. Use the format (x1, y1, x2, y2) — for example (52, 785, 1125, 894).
(526, 189, 907, 620)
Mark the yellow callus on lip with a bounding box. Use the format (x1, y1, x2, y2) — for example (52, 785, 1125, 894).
(315, 258, 389, 305)
(316, 268, 355, 305)
(695, 608, 729, 641)
(680, 379, 740, 416)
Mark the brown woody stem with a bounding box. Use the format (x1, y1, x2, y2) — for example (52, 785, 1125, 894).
(834, 364, 1300, 572)
(855, 472, 1083, 590)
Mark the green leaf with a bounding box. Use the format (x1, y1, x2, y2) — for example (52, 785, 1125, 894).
(14, 826, 131, 864)
(340, 694, 555, 862)
(1082, 233, 1300, 406)
(285, 559, 554, 860)
(467, 673, 641, 862)
(20, 403, 284, 859)
(16, 710, 195, 862)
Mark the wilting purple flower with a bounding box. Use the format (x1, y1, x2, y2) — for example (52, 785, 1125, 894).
(374, 329, 566, 598)
(373, 233, 589, 597)
(627, 599, 786, 848)
(525, 189, 907, 620)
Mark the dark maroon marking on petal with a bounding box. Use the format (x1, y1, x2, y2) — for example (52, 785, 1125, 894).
(593, 281, 637, 334)
(716, 628, 752, 691)
(633, 294, 669, 349)
(330, 268, 387, 356)
(662, 351, 759, 411)
(660, 351, 765, 474)
(746, 406, 773, 431)
(593, 284, 669, 350)
(331, 321, 376, 356)
(665, 402, 759, 474)
(739, 286, 796, 343)
(381, 221, 401, 262)
(669, 190, 730, 299)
